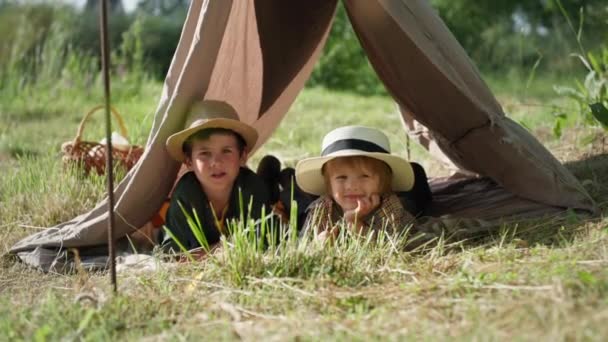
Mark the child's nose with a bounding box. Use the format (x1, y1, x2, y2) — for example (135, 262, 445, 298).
(210, 154, 222, 166)
(345, 179, 358, 190)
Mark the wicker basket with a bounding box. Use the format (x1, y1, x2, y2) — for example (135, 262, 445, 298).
(61, 105, 144, 175)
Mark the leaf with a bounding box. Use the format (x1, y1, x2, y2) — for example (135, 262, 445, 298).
(589, 102, 608, 129)
(178, 202, 209, 252)
(584, 71, 598, 98)
(574, 79, 587, 95)
(587, 51, 601, 74)
(570, 53, 592, 71)
(553, 85, 584, 100)
(553, 119, 562, 139)
(553, 112, 568, 120)
(576, 7, 584, 42)
(76, 309, 96, 335)
(580, 132, 599, 146)
(525, 52, 543, 90)
(162, 226, 193, 261)
(34, 324, 52, 342)
(577, 271, 597, 286)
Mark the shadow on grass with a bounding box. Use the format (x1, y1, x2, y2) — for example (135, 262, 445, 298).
(2, 107, 69, 123)
(565, 153, 608, 206)
(4, 146, 39, 159)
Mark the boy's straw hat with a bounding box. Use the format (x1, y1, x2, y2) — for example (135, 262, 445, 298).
(166, 100, 258, 162)
(295, 126, 414, 195)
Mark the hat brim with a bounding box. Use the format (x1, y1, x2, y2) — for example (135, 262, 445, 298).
(295, 150, 415, 195)
(166, 118, 258, 162)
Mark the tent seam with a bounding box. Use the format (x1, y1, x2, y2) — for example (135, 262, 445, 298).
(448, 119, 492, 146)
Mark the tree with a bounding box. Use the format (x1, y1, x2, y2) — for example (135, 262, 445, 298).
(429, 0, 607, 71)
(85, 0, 124, 13)
(136, 0, 188, 16)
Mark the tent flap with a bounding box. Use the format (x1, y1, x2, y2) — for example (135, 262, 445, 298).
(345, 0, 594, 211)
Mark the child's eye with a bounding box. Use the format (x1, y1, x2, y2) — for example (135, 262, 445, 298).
(222, 148, 234, 154)
(334, 175, 347, 180)
(198, 151, 211, 157)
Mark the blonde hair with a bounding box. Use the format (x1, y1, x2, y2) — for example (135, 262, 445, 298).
(322, 156, 392, 194)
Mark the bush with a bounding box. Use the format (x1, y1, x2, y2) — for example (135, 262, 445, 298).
(122, 14, 184, 77)
(1, 1, 606, 96)
(551, 0, 608, 141)
(308, 3, 386, 96)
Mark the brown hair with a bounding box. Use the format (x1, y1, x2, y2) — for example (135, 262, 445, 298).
(182, 128, 246, 158)
(322, 156, 392, 194)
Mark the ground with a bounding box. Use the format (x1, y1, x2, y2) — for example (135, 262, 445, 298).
(1, 82, 607, 340)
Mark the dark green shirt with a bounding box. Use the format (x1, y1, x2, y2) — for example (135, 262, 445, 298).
(161, 167, 271, 252)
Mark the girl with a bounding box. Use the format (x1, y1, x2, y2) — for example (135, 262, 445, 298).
(295, 126, 418, 240)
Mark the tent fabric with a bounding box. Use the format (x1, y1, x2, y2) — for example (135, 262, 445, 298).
(343, 0, 593, 210)
(10, 0, 595, 266)
(428, 177, 566, 220)
(10, 0, 338, 254)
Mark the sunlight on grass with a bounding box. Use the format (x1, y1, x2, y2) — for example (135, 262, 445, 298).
(2, 74, 608, 340)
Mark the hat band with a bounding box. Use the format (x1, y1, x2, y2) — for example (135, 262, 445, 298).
(322, 139, 388, 156)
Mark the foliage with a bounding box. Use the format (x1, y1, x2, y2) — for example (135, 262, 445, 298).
(307, 3, 385, 95)
(310, 0, 607, 92)
(430, 0, 608, 72)
(136, 0, 188, 16)
(554, 48, 608, 130)
(84, 0, 124, 13)
(552, 0, 608, 140)
(1, 1, 607, 95)
(0, 2, 183, 83)
(120, 13, 184, 77)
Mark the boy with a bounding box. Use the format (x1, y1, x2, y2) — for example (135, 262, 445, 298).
(295, 126, 418, 239)
(160, 100, 271, 252)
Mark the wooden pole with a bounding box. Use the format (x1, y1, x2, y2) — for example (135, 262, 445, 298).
(99, 0, 117, 293)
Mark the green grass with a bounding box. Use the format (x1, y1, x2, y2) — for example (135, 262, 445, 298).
(2, 222, 608, 340)
(2, 71, 608, 340)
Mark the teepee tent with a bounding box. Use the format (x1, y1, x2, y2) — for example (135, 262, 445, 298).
(10, 0, 595, 270)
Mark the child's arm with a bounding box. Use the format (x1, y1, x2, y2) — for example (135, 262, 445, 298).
(159, 173, 222, 253)
(363, 194, 416, 235)
(301, 196, 335, 238)
(160, 196, 197, 253)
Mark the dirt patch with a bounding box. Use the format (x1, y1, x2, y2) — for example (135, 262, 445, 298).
(0, 151, 13, 167)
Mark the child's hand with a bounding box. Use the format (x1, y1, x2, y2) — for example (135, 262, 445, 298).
(344, 194, 380, 222)
(344, 194, 380, 234)
(359, 194, 380, 218)
(316, 226, 340, 244)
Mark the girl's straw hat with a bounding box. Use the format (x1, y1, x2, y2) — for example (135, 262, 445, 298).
(295, 125, 414, 195)
(166, 100, 258, 162)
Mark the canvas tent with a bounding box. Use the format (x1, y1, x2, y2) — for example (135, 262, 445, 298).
(10, 0, 595, 271)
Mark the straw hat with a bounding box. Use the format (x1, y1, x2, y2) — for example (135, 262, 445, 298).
(295, 126, 414, 195)
(166, 100, 258, 162)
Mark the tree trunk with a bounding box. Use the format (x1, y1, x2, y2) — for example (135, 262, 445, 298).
(85, 0, 124, 13)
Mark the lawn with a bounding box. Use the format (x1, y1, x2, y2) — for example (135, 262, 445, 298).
(1, 74, 608, 340)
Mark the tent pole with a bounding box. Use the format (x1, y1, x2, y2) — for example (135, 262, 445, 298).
(99, 0, 117, 293)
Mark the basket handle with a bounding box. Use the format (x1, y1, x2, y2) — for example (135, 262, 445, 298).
(72, 105, 129, 145)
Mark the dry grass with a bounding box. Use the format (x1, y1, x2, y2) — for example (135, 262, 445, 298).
(1, 83, 608, 340)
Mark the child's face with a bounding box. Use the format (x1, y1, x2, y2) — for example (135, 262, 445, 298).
(185, 133, 246, 194)
(325, 160, 382, 212)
